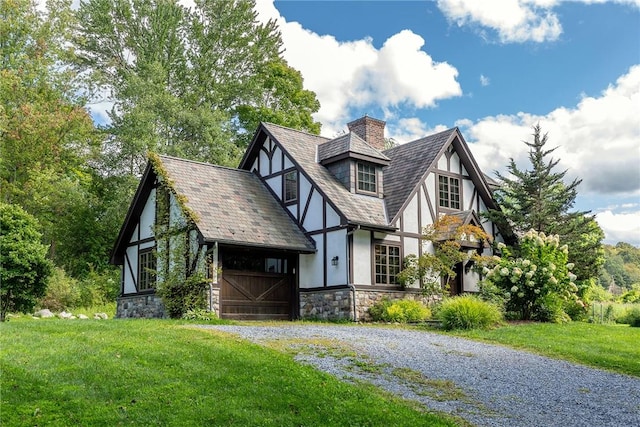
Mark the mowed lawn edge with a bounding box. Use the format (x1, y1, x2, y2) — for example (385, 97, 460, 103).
(440, 322, 640, 377)
(0, 320, 459, 427)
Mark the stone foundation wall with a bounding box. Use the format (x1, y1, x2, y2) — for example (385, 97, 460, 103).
(299, 288, 353, 320)
(299, 287, 433, 322)
(206, 284, 221, 316)
(354, 288, 432, 322)
(116, 293, 166, 318)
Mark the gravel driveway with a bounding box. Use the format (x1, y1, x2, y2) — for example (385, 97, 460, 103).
(200, 324, 640, 427)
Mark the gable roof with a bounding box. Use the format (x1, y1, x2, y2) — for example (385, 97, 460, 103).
(241, 123, 392, 230)
(383, 128, 454, 221)
(318, 132, 390, 165)
(160, 156, 316, 251)
(111, 155, 316, 264)
(383, 127, 498, 223)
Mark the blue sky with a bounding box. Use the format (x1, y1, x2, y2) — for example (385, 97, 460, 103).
(254, 0, 640, 246)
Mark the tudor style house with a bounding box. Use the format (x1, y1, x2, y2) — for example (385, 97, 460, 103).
(111, 116, 503, 320)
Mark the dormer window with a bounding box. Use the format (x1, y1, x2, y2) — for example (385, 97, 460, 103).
(357, 163, 376, 193)
(438, 175, 460, 209)
(284, 170, 297, 203)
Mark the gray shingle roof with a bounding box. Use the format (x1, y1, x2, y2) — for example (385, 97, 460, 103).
(383, 128, 456, 222)
(318, 132, 390, 164)
(159, 155, 315, 252)
(259, 123, 391, 229)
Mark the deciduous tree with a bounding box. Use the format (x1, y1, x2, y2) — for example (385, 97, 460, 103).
(0, 203, 53, 321)
(75, 0, 320, 174)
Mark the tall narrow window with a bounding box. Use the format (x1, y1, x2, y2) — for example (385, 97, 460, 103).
(138, 248, 156, 291)
(438, 175, 460, 210)
(374, 244, 401, 285)
(284, 170, 297, 203)
(357, 163, 376, 193)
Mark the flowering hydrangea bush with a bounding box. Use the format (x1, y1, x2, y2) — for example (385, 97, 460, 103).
(482, 230, 584, 322)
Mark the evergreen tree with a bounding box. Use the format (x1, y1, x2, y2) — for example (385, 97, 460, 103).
(486, 125, 604, 288)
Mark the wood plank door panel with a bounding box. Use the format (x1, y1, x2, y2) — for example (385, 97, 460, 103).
(220, 270, 293, 320)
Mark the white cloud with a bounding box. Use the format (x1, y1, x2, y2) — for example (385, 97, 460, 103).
(596, 210, 640, 246)
(436, 0, 562, 43)
(461, 65, 640, 198)
(436, 0, 640, 43)
(387, 118, 450, 143)
(480, 74, 490, 86)
(256, 0, 462, 134)
(452, 66, 640, 245)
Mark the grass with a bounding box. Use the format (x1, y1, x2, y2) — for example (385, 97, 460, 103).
(0, 319, 457, 427)
(442, 321, 640, 377)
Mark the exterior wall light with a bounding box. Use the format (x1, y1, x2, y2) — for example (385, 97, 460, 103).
(331, 256, 339, 266)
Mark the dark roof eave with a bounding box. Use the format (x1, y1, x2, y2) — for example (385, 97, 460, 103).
(320, 152, 390, 166)
(109, 162, 155, 265)
(346, 221, 397, 233)
(203, 237, 316, 254)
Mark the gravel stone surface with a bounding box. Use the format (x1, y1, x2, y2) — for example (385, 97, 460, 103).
(199, 324, 640, 427)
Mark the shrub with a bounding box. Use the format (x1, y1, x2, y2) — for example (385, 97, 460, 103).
(39, 267, 120, 311)
(369, 298, 431, 323)
(616, 306, 640, 327)
(437, 295, 502, 330)
(482, 230, 584, 321)
(619, 289, 640, 304)
(40, 268, 81, 311)
(157, 273, 208, 318)
(182, 308, 217, 321)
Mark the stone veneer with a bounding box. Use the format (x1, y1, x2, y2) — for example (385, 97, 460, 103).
(299, 287, 432, 321)
(117, 284, 221, 319)
(116, 293, 166, 318)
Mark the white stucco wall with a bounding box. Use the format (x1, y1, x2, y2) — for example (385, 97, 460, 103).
(124, 246, 138, 294)
(450, 152, 460, 174)
(402, 194, 419, 234)
(266, 176, 281, 199)
(299, 236, 324, 288)
(259, 149, 270, 176)
(272, 146, 283, 171)
(303, 191, 324, 231)
(326, 229, 347, 286)
(352, 230, 372, 285)
(463, 178, 474, 211)
(139, 188, 156, 239)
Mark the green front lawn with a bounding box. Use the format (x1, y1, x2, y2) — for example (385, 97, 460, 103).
(446, 322, 640, 377)
(1, 320, 456, 426)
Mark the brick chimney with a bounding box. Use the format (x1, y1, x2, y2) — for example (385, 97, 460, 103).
(347, 116, 386, 151)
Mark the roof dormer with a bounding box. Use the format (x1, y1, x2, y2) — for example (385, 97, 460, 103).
(317, 124, 389, 199)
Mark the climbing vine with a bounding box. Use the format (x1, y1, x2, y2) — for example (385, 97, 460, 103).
(150, 153, 209, 318)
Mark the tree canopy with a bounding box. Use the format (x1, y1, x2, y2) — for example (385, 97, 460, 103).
(0, 203, 53, 321)
(1, 0, 322, 314)
(75, 0, 321, 174)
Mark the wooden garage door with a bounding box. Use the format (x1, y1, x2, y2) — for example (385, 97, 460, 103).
(220, 270, 293, 320)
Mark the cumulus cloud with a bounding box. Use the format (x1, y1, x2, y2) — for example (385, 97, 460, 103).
(461, 65, 640, 197)
(436, 0, 562, 43)
(596, 209, 640, 246)
(436, 0, 640, 43)
(480, 74, 490, 86)
(387, 118, 450, 143)
(255, 0, 462, 134)
(453, 66, 640, 245)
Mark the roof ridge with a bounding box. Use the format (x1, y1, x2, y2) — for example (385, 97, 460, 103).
(383, 127, 457, 153)
(157, 154, 253, 174)
(262, 122, 331, 142)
